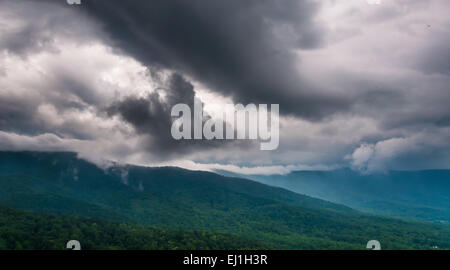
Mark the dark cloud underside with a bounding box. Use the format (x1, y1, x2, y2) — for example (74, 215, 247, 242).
(79, 0, 350, 119)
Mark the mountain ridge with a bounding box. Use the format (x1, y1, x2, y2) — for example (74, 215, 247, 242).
(217, 168, 450, 223)
(1, 151, 450, 249)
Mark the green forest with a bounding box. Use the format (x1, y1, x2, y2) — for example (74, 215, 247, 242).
(0, 152, 449, 250)
(0, 206, 270, 250)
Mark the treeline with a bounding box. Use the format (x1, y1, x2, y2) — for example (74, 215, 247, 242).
(0, 206, 271, 250)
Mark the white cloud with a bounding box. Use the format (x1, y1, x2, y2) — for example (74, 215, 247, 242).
(350, 128, 450, 173)
(350, 143, 375, 172)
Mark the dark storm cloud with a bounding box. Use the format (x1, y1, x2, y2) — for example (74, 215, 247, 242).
(107, 72, 195, 136)
(0, 0, 251, 160)
(0, 92, 96, 140)
(0, 95, 40, 135)
(106, 72, 250, 160)
(78, 0, 351, 119)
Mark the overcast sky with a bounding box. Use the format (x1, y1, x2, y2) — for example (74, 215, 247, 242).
(1, 0, 450, 174)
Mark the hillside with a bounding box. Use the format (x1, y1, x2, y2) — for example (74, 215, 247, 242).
(226, 169, 450, 223)
(0, 206, 270, 250)
(0, 151, 449, 249)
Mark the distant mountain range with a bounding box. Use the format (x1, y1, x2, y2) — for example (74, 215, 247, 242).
(0, 151, 449, 249)
(217, 169, 450, 223)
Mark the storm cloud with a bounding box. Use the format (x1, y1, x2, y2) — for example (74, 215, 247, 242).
(106, 71, 251, 160)
(75, 0, 352, 119)
(1, 0, 450, 173)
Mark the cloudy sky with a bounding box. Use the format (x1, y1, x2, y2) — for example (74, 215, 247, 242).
(1, 0, 450, 174)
